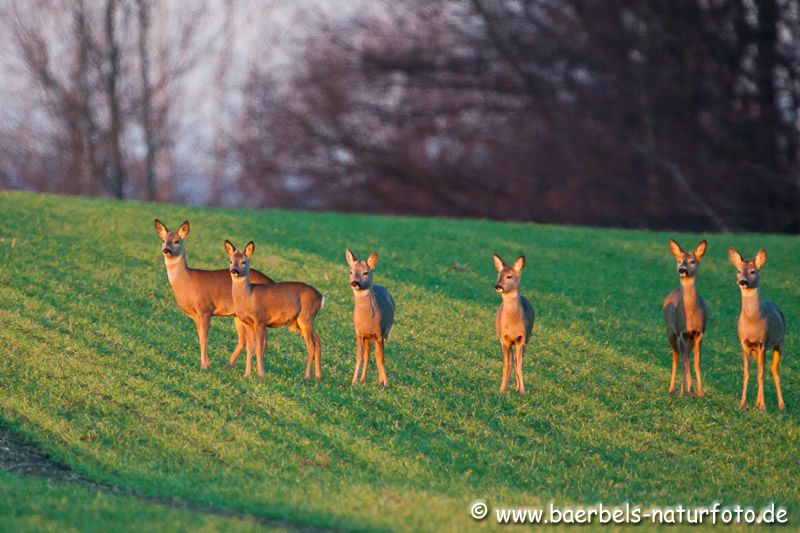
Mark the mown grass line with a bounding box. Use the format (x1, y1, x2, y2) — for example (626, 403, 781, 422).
(0, 191, 798, 531)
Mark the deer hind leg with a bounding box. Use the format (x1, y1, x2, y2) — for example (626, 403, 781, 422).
(772, 347, 785, 411)
(299, 322, 316, 381)
(360, 338, 371, 383)
(226, 317, 246, 370)
(755, 347, 766, 410)
(500, 341, 512, 392)
(668, 346, 679, 395)
(514, 342, 525, 394)
(313, 332, 321, 381)
(739, 346, 750, 409)
(375, 338, 388, 387)
(693, 335, 704, 398)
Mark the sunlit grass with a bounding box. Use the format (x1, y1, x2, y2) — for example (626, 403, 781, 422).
(0, 191, 798, 531)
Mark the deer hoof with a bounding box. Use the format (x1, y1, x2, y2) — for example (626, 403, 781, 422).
(779, 402, 786, 411)
(223, 362, 233, 371)
(739, 401, 746, 410)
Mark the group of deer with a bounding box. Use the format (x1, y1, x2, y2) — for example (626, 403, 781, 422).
(154, 219, 786, 410)
(664, 240, 786, 411)
(154, 220, 394, 385)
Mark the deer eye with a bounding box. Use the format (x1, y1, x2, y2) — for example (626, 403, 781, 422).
(750, 270, 756, 275)
(506, 275, 512, 279)
(363, 271, 369, 275)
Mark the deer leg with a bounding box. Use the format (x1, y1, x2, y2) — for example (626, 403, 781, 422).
(755, 347, 766, 411)
(693, 335, 704, 398)
(772, 347, 785, 411)
(500, 341, 511, 392)
(668, 348, 679, 395)
(360, 338, 370, 383)
(255, 324, 267, 380)
(681, 339, 693, 397)
(226, 317, 246, 370)
(739, 346, 750, 409)
(375, 338, 388, 387)
(302, 327, 314, 381)
(193, 314, 212, 370)
(352, 336, 362, 385)
(313, 332, 322, 381)
(244, 325, 254, 378)
(514, 342, 525, 394)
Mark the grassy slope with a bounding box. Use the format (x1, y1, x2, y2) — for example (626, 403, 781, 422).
(0, 191, 797, 531)
(0, 471, 271, 533)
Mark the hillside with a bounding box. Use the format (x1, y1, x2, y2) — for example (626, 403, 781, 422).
(0, 191, 798, 531)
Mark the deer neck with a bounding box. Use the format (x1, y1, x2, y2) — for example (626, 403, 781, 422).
(740, 288, 762, 320)
(164, 253, 189, 285)
(501, 290, 523, 313)
(679, 277, 698, 308)
(353, 287, 377, 309)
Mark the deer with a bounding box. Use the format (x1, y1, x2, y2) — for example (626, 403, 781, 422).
(662, 239, 707, 397)
(728, 248, 786, 411)
(224, 240, 324, 380)
(154, 219, 274, 370)
(346, 248, 395, 387)
(493, 254, 534, 394)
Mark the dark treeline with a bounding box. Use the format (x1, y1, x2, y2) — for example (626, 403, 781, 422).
(3, 1, 800, 232)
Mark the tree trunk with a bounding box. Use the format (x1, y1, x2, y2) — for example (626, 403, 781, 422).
(137, 0, 157, 201)
(105, 0, 125, 199)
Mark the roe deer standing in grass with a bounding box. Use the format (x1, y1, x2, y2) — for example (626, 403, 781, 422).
(346, 248, 395, 386)
(493, 254, 534, 394)
(728, 248, 786, 411)
(225, 240, 324, 380)
(154, 219, 274, 370)
(663, 239, 707, 397)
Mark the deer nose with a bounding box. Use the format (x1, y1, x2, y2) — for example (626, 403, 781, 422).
(351, 281, 360, 289)
(739, 279, 749, 287)
(230, 268, 239, 276)
(163, 248, 172, 255)
(678, 267, 688, 275)
(495, 284, 503, 292)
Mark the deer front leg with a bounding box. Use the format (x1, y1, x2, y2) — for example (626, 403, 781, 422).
(514, 342, 525, 394)
(303, 330, 314, 381)
(772, 348, 785, 411)
(500, 341, 511, 392)
(193, 314, 212, 370)
(360, 338, 370, 383)
(375, 338, 388, 387)
(226, 316, 246, 370)
(739, 346, 749, 409)
(255, 324, 267, 380)
(693, 335, 704, 398)
(244, 324, 254, 378)
(668, 347, 679, 395)
(352, 335, 362, 385)
(679, 338, 693, 396)
(755, 347, 766, 410)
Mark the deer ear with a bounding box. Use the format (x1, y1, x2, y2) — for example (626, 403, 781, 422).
(224, 240, 235, 256)
(367, 251, 378, 269)
(345, 247, 357, 266)
(492, 254, 505, 272)
(754, 248, 767, 269)
(244, 241, 255, 258)
(728, 248, 743, 269)
(177, 220, 190, 239)
(154, 219, 168, 239)
(693, 240, 707, 260)
(513, 255, 525, 272)
(669, 239, 684, 260)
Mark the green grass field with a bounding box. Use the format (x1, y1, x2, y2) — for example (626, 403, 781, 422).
(0, 191, 798, 531)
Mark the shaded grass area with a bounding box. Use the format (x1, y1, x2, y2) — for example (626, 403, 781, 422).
(0, 191, 798, 530)
(0, 471, 275, 533)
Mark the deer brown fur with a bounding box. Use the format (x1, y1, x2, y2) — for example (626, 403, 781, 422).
(663, 239, 707, 397)
(225, 240, 324, 380)
(493, 254, 534, 393)
(154, 219, 273, 369)
(728, 248, 786, 411)
(346, 248, 395, 386)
